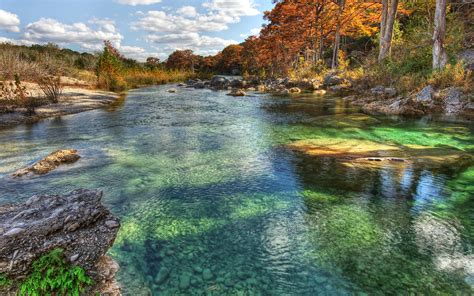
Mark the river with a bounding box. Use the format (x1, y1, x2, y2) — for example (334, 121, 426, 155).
(0, 86, 473, 295)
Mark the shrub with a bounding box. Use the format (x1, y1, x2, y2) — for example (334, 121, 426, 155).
(37, 75, 63, 103)
(428, 61, 472, 90)
(0, 274, 11, 287)
(19, 249, 93, 296)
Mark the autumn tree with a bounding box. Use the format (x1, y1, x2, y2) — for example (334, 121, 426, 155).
(145, 57, 161, 70)
(166, 50, 198, 72)
(215, 44, 244, 74)
(96, 41, 126, 91)
(247, 0, 381, 76)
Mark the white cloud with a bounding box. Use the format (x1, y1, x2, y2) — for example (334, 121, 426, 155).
(148, 32, 235, 49)
(202, 0, 259, 17)
(132, 10, 234, 34)
(240, 27, 261, 38)
(115, 0, 162, 6)
(23, 18, 123, 51)
(177, 6, 198, 18)
(118, 45, 161, 61)
(0, 9, 20, 32)
(131, 1, 259, 57)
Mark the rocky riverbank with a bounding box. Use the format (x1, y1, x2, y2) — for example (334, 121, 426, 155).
(347, 85, 474, 118)
(0, 85, 120, 129)
(0, 189, 121, 295)
(181, 74, 472, 119)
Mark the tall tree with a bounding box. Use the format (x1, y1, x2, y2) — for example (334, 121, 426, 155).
(332, 0, 346, 69)
(432, 0, 447, 70)
(378, 0, 399, 62)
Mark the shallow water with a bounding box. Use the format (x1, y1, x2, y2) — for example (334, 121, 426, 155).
(0, 86, 473, 295)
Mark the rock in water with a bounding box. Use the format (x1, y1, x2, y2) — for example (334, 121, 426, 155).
(0, 189, 121, 295)
(168, 88, 177, 93)
(12, 149, 80, 177)
(179, 273, 191, 290)
(202, 268, 214, 281)
(227, 89, 246, 97)
(289, 87, 302, 94)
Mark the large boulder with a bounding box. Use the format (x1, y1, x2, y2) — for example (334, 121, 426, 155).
(362, 97, 425, 117)
(0, 189, 121, 295)
(193, 82, 206, 89)
(323, 73, 345, 87)
(210, 76, 230, 89)
(441, 87, 465, 114)
(414, 85, 435, 106)
(12, 149, 80, 178)
(230, 79, 246, 88)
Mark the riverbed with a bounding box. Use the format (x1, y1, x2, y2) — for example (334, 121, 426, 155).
(0, 85, 473, 295)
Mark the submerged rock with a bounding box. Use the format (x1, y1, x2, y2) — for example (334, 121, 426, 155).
(168, 88, 177, 93)
(287, 138, 472, 170)
(179, 273, 191, 289)
(0, 189, 121, 295)
(12, 149, 80, 177)
(155, 267, 171, 284)
(202, 268, 214, 281)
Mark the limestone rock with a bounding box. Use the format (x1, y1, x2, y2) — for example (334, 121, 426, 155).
(210, 76, 230, 89)
(0, 189, 120, 295)
(323, 73, 344, 87)
(414, 85, 435, 105)
(227, 89, 246, 97)
(289, 87, 302, 94)
(12, 149, 80, 178)
(370, 85, 397, 98)
(441, 87, 465, 114)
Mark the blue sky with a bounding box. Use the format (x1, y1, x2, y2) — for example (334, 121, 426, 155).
(0, 0, 273, 60)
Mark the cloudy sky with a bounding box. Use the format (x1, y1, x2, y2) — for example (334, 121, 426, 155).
(0, 0, 272, 61)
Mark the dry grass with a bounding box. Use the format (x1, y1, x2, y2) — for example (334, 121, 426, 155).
(123, 70, 194, 89)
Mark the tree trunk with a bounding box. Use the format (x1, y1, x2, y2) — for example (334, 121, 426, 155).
(433, 0, 447, 70)
(318, 26, 324, 61)
(378, 0, 399, 62)
(332, 0, 345, 69)
(332, 23, 341, 69)
(379, 0, 388, 48)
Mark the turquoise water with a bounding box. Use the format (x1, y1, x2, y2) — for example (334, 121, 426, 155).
(0, 86, 473, 295)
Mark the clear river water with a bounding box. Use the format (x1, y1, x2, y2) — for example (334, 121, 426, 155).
(0, 86, 473, 295)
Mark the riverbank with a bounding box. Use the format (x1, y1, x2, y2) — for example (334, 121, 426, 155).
(0, 85, 120, 129)
(181, 73, 474, 119)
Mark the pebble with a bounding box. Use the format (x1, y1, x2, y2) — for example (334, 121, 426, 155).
(202, 268, 213, 281)
(155, 267, 170, 284)
(69, 254, 80, 262)
(4, 227, 25, 236)
(105, 220, 120, 229)
(314, 275, 328, 284)
(179, 273, 191, 290)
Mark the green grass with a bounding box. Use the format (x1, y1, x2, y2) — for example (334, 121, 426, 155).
(18, 249, 93, 296)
